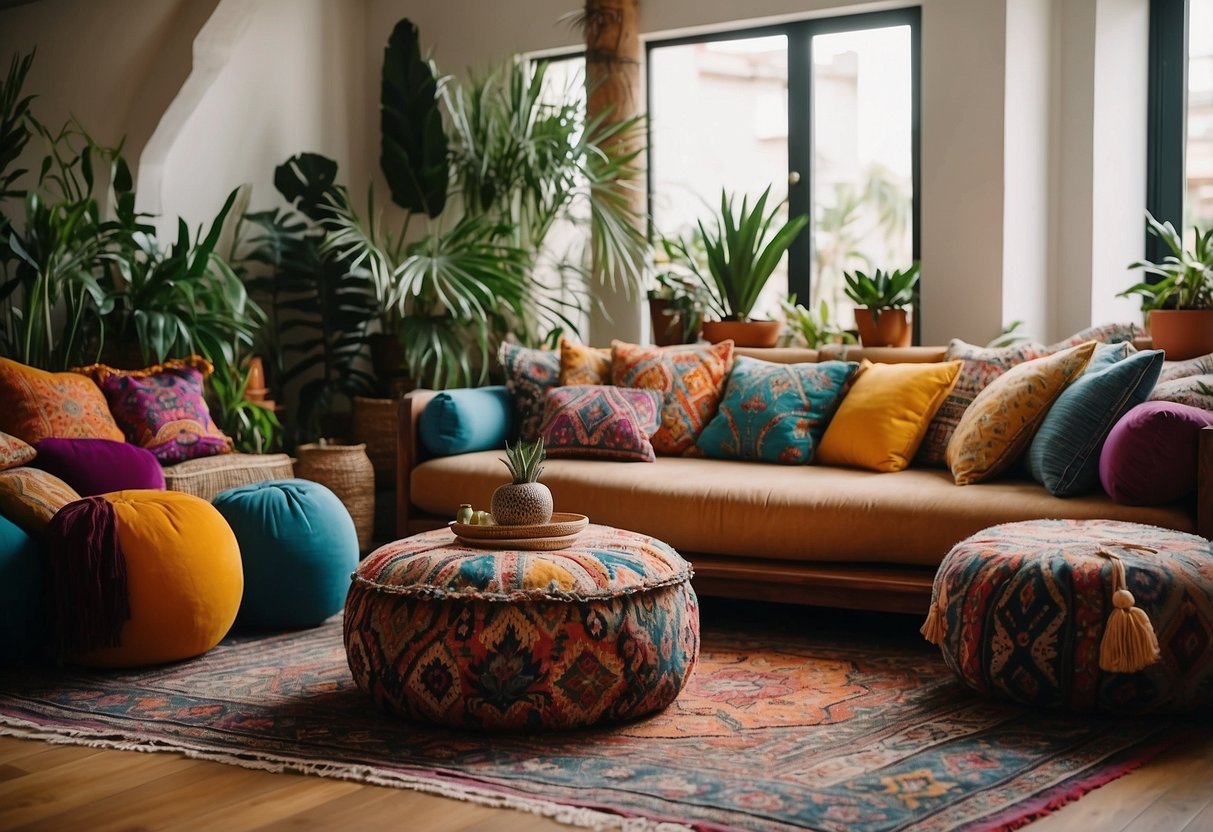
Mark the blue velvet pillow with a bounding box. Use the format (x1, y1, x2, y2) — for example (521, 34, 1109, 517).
(697, 358, 859, 464)
(419, 386, 516, 456)
(1026, 348, 1165, 497)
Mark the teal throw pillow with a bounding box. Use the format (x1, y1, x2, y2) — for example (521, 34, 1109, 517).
(419, 386, 516, 457)
(697, 357, 859, 464)
(1026, 348, 1165, 497)
(0, 512, 45, 662)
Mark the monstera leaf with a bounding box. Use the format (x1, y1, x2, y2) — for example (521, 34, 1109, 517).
(380, 18, 448, 218)
(274, 153, 340, 223)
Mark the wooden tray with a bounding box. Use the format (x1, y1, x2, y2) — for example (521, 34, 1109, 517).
(455, 531, 584, 551)
(449, 512, 589, 541)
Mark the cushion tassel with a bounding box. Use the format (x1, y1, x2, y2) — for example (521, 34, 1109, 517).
(920, 581, 948, 645)
(46, 496, 130, 655)
(1097, 543, 1160, 674)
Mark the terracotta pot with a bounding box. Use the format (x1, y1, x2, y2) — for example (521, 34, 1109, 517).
(701, 319, 782, 348)
(854, 308, 912, 348)
(649, 298, 698, 346)
(1147, 309, 1213, 360)
(244, 356, 268, 403)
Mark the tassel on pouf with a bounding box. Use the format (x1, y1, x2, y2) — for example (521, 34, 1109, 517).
(920, 580, 948, 645)
(1097, 543, 1160, 673)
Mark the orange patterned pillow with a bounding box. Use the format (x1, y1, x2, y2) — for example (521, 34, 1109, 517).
(0, 431, 36, 471)
(0, 467, 82, 534)
(611, 340, 735, 455)
(0, 357, 124, 445)
(559, 339, 612, 386)
(946, 341, 1097, 485)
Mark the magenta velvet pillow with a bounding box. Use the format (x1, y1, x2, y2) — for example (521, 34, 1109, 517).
(74, 357, 232, 463)
(31, 438, 166, 496)
(1099, 401, 1213, 505)
(539, 385, 662, 462)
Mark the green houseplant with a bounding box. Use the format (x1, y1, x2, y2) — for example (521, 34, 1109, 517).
(647, 234, 710, 346)
(779, 295, 856, 350)
(1120, 211, 1213, 359)
(693, 186, 808, 348)
(842, 262, 919, 347)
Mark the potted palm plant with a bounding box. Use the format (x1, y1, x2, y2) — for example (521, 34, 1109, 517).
(1120, 212, 1213, 360)
(694, 187, 809, 348)
(842, 263, 920, 347)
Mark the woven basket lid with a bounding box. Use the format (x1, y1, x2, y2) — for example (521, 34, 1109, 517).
(352, 524, 692, 602)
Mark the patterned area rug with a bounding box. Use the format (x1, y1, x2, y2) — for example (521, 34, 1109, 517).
(0, 603, 1186, 832)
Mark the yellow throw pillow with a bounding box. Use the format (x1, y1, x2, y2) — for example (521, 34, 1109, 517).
(559, 339, 612, 386)
(946, 340, 1097, 485)
(816, 361, 962, 472)
(0, 467, 82, 534)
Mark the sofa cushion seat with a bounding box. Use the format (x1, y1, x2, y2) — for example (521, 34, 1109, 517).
(411, 453, 1194, 568)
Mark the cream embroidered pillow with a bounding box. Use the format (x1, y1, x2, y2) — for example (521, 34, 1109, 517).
(946, 341, 1097, 485)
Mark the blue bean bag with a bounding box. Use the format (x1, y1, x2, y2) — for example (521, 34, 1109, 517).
(214, 479, 358, 628)
(0, 513, 46, 661)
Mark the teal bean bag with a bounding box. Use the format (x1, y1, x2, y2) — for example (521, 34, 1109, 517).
(0, 513, 45, 661)
(214, 479, 358, 628)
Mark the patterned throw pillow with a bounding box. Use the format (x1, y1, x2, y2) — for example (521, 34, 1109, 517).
(539, 386, 663, 462)
(1046, 322, 1143, 351)
(0, 432, 36, 471)
(1150, 374, 1213, 410)
(1025, 349, 1165, 497)
(0, 356, 125, 445)
(611, 340, 735, 455)
(946, 341, 1097, 485)
(0, 467, 82, 535)
(1158, 352, 1213, 385)
(816, 360, 962, 473)
(915, 340, 1048, 467)
(559, 339, 611, 386)
(697, 358, 859, 464)
(498, 342, 560, 443)
(73, 357, 232, 463)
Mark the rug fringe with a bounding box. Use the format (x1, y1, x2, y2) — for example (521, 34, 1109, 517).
(0, 716, 692, 832)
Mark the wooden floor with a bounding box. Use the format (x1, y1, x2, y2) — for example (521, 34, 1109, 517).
(1, 729, 1211, 831)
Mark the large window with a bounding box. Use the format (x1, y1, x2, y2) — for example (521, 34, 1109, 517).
(647, 9, 920, 329)
(1149, 0, 1213, 255)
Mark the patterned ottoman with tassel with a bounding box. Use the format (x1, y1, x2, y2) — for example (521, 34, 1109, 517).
(922, 519, 1213, 712)
(343, 525, 700, 731)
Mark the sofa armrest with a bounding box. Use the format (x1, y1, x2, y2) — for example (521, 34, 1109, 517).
(396, 388, 438, 538)
(1200, 427, 1213, 540)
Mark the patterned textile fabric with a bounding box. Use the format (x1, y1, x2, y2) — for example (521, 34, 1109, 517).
(74, 357, 231, 463)
(0, 467, 82, 535)
(1158, 352, 1213, 385)
(539, 385, 662, 462)
(498, 342, 561, 443)
(0, 356, 125, 445)
(916, 340, 1048, 467)
(1046, 322, 1143, 351)
(558, 339, 611, 386)
(0, 431, 35, 471)
(344, 525, 699, 730)
(1150, 374, 1213, 410)
(946, 341, 1096, 485)
(928, 518, 1213, 712)
(697, 357, 858, 464)
(611, 339, 734, 455)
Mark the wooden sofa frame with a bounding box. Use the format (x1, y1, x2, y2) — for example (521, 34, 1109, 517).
(396, 390, 1213, 615)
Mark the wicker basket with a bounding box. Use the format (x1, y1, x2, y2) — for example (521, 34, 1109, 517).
(295, 443, 375, 551)
(352, 396, 399, 489)
(162, 453, 295, 502)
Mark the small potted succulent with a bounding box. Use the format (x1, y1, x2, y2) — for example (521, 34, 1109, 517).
(1120, 211, 1213, 359)
(842, 263, 920, 347)
(491, 437, 553, 525)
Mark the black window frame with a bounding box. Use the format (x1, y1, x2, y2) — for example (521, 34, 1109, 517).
(1147, 0, 1188, 263)
(644, 7, 922, 332)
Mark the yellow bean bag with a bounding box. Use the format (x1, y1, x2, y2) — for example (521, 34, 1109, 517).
(47, 490, 243, 667)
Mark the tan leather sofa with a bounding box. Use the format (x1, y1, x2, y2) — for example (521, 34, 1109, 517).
(395, 346, 1207, 614)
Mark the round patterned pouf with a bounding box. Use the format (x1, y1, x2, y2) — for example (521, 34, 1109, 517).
(924, 518, 1213, 712)
(343, 524, 700, 731)
(214, 479, 358, 628)
(46, 490, 243, 668)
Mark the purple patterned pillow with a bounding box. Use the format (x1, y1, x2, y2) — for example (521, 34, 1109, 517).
(31, 438, 165, 496)
(539, 385, 662, 462)
(498, 342, 560, 443)
(74, 357, 232, 463)
(1100, 401, 1213, 505)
